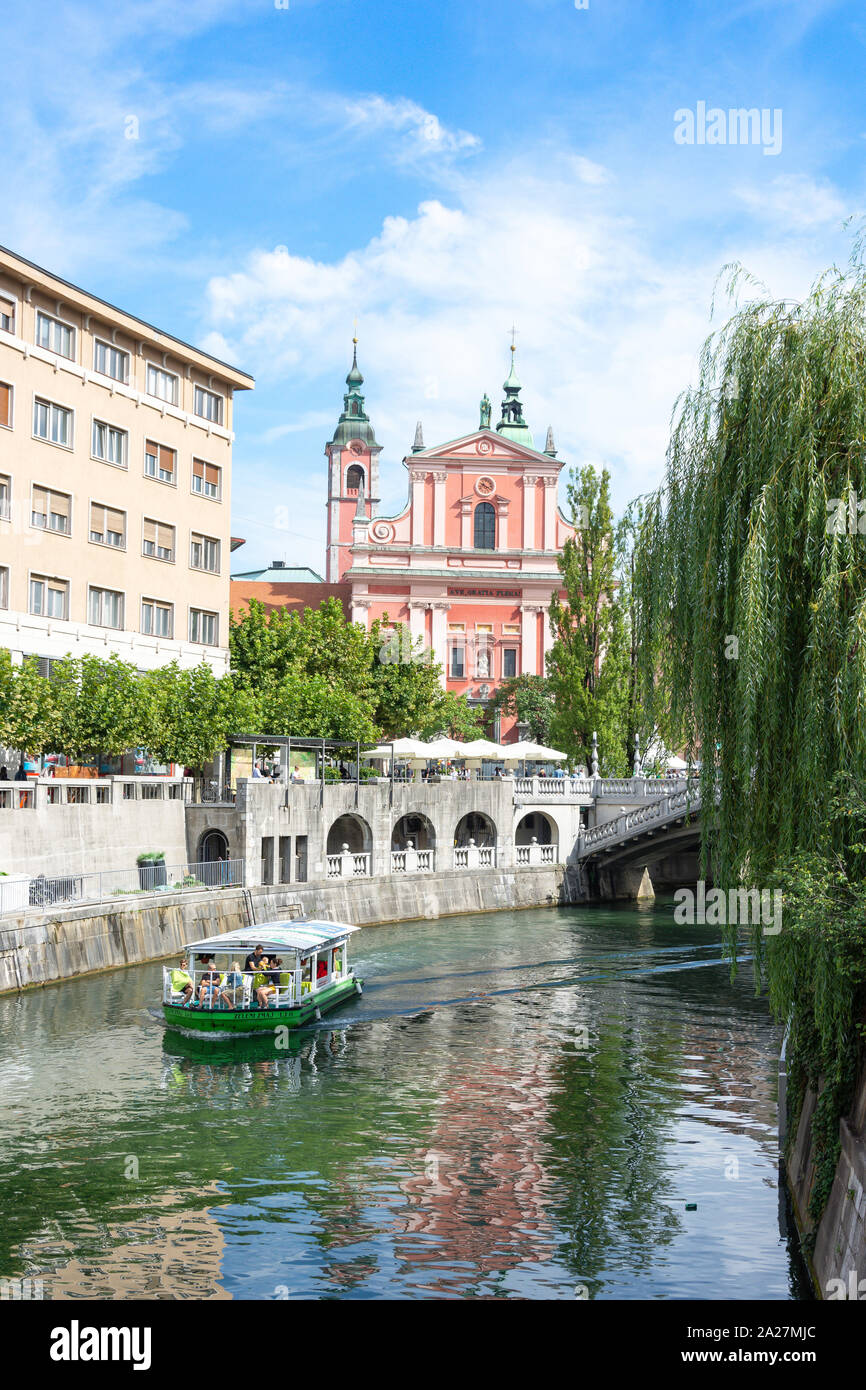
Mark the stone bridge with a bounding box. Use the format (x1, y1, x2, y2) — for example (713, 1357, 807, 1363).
(185, 772, 701, 900)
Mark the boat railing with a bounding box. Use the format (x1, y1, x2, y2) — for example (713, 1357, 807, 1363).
(165, 961, 351, 1010)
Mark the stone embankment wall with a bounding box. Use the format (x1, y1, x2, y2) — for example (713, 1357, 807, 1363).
(0, 864, 581, 995)
(785, 1067, 866, 1298)
(0, 798, 188, 877)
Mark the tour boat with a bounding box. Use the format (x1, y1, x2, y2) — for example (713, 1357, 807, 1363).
(161, 919, 363, 1035)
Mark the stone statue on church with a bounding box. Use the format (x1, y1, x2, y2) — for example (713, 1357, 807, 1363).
(477, 649, 490, 678)
(479, 394, 492, 429)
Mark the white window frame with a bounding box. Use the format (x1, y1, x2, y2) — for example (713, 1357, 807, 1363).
(502, 647, 519, 679)
(189, 607, 219, 646)
(144, 438, 177, 486)
(146, 364, 179, 406)
(91, 418, 128, 469)
(88, 585, 125, 630)
(141, 517, 176, 564)
(190, 532, 220, 574)
(193, 385, 224, 426)
(0, 565, 8, 610)
(35, 309, 76, 361)
(0, 474, 10, 523)
(0, 296, 15, 334)
(0, 380, 12, 430)
(141, 597, 174, 639)
(93, 338, 130, 384)
(89, 500, 127, 550)
(30, 484, 72, 536)
(191, 457, 222, 501)
(33, 396, 74, 449)
(28, 572, 70, 621)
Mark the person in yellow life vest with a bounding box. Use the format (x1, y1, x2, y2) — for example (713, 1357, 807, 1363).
(170, 956, 194, 1006)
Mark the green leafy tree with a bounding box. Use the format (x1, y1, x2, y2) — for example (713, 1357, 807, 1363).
(547, 466, 629, 772)
(415, 690, 486, 740)
(369, 619, 445, 739)
(52, 656, 152, 763)
(144, 663, 251, 771)
(230, 598, 375, 702)
(492, 674, 554, 744)
(6, 656, 59, 758)
(260, 670, 377, 743)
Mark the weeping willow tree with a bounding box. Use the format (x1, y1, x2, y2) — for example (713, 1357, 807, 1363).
(634, 253, 866, 1222)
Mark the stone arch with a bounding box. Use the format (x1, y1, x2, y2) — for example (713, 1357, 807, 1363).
(327, 813, 372, 855)
(454, 811, 497, 848)
(346, 462, 364, 491)
(392, 813, 436, 851)
(198, 828, 230, 862)
(515, 811, 558, 847)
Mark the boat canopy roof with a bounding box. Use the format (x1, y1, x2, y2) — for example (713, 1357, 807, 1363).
(183, 919, 360, 957)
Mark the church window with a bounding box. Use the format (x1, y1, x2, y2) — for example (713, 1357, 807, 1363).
(474, 501, 495, 550)
(346, 464, 364, 492)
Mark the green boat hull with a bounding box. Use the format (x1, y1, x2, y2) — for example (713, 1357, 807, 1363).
(163, 975, 362, 1034)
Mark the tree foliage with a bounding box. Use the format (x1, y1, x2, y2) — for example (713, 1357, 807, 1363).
(547, 466, 630, 772)
(492, 674, 554, 743)
(633, 258, 866, 888)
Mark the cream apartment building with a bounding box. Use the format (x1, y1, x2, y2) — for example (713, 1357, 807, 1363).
(0, 246, 253, 676)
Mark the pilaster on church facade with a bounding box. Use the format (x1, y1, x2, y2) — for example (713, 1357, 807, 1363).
(324, 342, 575, 740)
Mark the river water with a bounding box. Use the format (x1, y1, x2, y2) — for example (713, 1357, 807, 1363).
(0, 901, 809, 1300)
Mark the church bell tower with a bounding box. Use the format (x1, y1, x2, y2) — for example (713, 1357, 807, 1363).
(325, 339, 381, 582)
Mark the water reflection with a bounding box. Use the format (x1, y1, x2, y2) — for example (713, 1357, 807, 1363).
(0, 904, 806, 1299)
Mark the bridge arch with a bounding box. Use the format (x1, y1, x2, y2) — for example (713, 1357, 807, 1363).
(326, 813, 372, 855)
(454, 811, 497, 848)
(392, 813, 436, 850)
(514, 811, 558, 847)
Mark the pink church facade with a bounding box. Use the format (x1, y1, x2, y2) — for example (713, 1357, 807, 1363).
(324, 344, 575, 739)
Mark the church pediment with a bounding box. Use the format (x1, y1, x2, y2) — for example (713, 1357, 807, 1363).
(407, 429, 557, 468)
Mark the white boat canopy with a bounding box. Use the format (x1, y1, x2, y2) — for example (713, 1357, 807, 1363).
(183, 920, 360, 957)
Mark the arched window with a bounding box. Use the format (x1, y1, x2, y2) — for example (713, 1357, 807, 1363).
(346, 464, 364, 492)
(474, 501, 495, 550)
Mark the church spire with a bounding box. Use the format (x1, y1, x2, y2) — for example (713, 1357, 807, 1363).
(544, 425, 557, 457)
(329, 336, 379, 447)
(412, 420, 425, 453)
(496, 343, 534, 447)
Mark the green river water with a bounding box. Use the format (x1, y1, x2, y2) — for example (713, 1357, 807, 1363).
(0, 901, 810, 1300)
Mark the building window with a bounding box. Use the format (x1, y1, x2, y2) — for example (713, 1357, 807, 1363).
(93, 339, 129, 383)
(29, 575, 69, 620)
(142, 518, 175, 562)
(146, 364, 179, 405)
(36, 311, 75, 360)
(450, 643, 466, 679)
(189, 608, 218, 646)
(89, 586, 124, 629)
(0, 382, 11, 428)
(33, 398, 73, 448)
(194, 385, 223, 425)
(144, 439, 176, 484)
(0, 567, 8, 609)
(0, 475, 9, 522)
(142, 598, 173, 638)
(503, 647, 518, 679)
(474, 501, 495, 550)
(192, 457, 221, 499)
(346, 464, 364, 492)
(92, 419, 128, 467)
(89, 502, 126, 549)
(0, 298, 14, 333)
(31, 486, 71, 535)
(190, 532, 220, 573)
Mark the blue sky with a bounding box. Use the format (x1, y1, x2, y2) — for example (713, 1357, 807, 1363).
(2, 0, 864, 572)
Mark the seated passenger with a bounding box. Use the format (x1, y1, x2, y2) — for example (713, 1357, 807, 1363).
(197, 955, 232, 1010)
(224, 961, 244, 1004)
(170, 956, 193, 1005)
(316, 958, 328, 980)
(253, 956, 277, 1008)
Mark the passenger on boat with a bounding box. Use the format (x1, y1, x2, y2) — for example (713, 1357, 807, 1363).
(254, 957, 277, 1008)
(224, 961, 244, 1004)
(316, 958, 328, 980)
(170, 956, 194, 1005)
(197, 955, 233, 1010)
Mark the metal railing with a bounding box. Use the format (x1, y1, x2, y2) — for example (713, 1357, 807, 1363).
(0, 858, 245, 917)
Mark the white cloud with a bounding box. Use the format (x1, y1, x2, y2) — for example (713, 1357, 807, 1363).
(342, 95, 481, 162)
(735, 174, 850, 230)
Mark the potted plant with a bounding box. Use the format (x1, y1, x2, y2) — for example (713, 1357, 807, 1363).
(136, 851, 167, 889)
